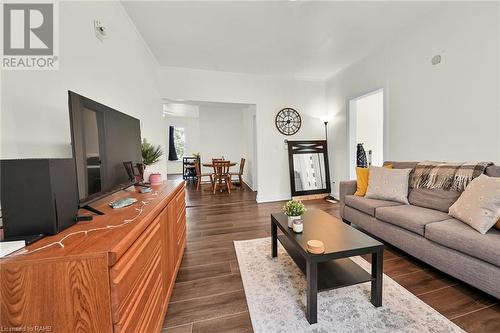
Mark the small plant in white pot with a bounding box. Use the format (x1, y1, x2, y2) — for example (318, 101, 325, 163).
(282, 200, 306, 228)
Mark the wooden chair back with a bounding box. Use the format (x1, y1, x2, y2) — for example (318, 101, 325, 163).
(194, 159, 201, 177)
(135, 163, 145, 180)
(238, 158, 246, 175)
(123, 161, 135, 181)
(212, 160, 230, 176)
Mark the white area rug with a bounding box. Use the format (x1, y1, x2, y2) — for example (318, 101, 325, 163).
(234, 237, 464, 333)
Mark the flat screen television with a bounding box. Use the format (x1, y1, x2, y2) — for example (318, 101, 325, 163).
(68, 91, 142, 208)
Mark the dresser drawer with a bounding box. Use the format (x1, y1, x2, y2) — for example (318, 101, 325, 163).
(114, 262, 163, 333)
(176, 207, 186, 243)
(110, 219, 162, 326)
(134, 273, 165, 333)
(176, 220, 186, 260)
(174, 189, 185, 221)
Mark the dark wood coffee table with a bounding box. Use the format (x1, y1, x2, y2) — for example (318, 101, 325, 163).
(271, 209, 384, 324)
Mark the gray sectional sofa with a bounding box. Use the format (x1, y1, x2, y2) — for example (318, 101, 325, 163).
(340, 162, 500, 299)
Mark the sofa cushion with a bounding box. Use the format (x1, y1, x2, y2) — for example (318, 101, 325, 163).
(375, 205, 450, 236)
(344, 195, 402, 216)
(408, 188, 461, 213)
(426, 218, 500, 267)
(365, 166, 412, 204)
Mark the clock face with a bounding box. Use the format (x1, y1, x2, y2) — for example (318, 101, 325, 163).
(275, 108, 301, 136)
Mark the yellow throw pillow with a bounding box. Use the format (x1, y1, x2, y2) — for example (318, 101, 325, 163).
(354, 164, 394, 196)
(354, 167, 369, 196)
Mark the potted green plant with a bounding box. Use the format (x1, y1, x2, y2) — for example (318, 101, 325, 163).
(141, 139, 163, 185)
(282, 200, 306, 228)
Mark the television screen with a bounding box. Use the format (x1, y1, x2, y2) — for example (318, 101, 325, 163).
(68, 91, 142, 205)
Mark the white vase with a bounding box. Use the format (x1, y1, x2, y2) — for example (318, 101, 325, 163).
(287, 215, 301, 228)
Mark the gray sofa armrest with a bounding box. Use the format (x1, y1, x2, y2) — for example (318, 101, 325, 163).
(339, 180, 357, 219)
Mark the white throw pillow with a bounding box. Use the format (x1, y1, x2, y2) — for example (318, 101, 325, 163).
(448, 174, 500, 234)
(365, 166, 411, 204)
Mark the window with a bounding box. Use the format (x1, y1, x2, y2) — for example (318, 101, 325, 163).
(173, 127, 185, 158)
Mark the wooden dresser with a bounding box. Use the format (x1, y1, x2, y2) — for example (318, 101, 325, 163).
(0, 180, 186, 333)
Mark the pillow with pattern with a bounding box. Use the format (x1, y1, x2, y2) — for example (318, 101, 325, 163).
(365, 166, 412, 204)
(448, 174, 500, 234)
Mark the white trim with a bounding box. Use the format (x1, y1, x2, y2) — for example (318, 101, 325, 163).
(242, 179, 256, 192)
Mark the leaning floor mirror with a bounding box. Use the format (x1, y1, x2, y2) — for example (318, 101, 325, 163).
(287, 140, 331, 197)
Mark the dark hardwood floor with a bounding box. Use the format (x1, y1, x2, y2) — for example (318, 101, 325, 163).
(162, 175, 500, 333)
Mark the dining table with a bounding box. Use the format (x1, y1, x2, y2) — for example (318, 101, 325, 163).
(202, 161, 237, 168)
(202, 161, 238, 193)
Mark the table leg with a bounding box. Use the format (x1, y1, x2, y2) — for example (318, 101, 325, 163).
(306, 260, 318, 324)
(371, 249, 383, 307)
(271, 220, 277, 258)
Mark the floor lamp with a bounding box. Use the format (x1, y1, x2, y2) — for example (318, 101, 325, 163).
(324, 121, 338, 203)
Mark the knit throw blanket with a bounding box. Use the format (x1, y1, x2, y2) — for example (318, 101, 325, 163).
(411, 161, 492, 192)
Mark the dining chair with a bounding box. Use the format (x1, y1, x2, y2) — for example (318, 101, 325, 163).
(194, 160, 213, 191)
(212, 160, 231, 194)
(123, 161, 143, 183)
(229, 158, 246, 189)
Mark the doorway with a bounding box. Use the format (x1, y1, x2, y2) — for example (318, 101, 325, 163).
(348, 89, 384, 179)
(163, 100, 258, 196)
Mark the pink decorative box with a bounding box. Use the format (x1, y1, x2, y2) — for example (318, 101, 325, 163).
(149, 173, 162, 185)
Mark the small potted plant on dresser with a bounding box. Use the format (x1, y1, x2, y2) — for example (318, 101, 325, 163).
(282, 200, 306, 228)
(141, 138, 164, 185)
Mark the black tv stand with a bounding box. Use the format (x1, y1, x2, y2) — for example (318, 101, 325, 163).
(81, 205, 105, 215)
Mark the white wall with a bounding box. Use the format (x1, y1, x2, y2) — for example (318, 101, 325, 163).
(156, 67, 327, 202)
(326, 2, 500, 196)
(5, 1, 491, 203)
(198, 105, 247, 164)
(1, 1, 167, 176)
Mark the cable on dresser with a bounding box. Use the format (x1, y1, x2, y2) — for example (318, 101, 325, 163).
(11, 191, 159, 256)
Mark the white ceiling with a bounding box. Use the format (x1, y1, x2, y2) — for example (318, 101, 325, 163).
(122, 1, 447, 81)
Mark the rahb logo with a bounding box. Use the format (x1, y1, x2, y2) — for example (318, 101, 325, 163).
(2, 1, 59, 70)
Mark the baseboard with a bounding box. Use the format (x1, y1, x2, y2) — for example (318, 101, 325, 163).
(256, 191, 338, 204)
(241, 179, 256, 192)
(256, 193, 291, 203)
(292, 193, 328, 201)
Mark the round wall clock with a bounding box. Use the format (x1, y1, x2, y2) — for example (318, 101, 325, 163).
(275, 108, 301, 136)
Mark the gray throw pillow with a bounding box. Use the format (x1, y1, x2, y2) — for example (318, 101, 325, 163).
(448, 174, 500, 234)
(365, 166, 412, 204)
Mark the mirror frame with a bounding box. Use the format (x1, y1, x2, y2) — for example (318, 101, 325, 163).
(287, 140, 331, 197)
